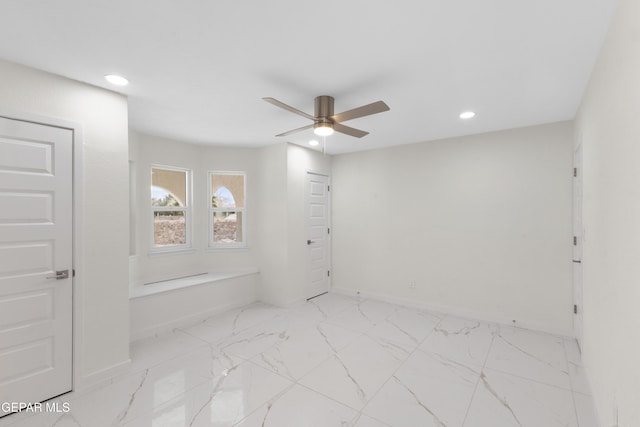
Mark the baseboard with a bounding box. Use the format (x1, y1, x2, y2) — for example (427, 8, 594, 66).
(130, 299, 256, 342)
(282, 296, 307, 308)
(76, 358, 132, 394)
(331, 286, 574, 338)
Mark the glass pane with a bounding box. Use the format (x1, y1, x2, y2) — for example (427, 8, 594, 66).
(154, 211, 186, 246)
(213, 211, 243, 244)
(213, 186, 236, 208)
(152, 168, 187, 207)
(211, 174, 245, 208)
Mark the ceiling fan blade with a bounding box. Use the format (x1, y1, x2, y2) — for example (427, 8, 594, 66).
(275, 124, 314, 137)
(330, 100, 390, 123)
(333, 123, 369, 138)
(263, 97, 316, 121)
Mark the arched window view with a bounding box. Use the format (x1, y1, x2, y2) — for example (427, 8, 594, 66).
(151, 186, 181, 207)
(210, 173, 246, 246)
(151, 167, 190, 248)
(213, 186, 236, 208)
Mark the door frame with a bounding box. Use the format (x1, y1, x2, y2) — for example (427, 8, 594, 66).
(305, 171, 332, 298)
(0, 108, 84, 394)
(573, 141, 583, 350)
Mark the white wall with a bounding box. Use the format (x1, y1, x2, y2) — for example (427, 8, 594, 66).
(129, 131, 260, 284)
(332, 122, 573, 334)
(258, 143, 331, 306)
(129, 273, 258, 340)
(257, 143, 289, 305)
(575, 0, 640, 424)
(129, 132, 261, 338)
(130, 137, 330, 333)
(0, 59, 130, 386)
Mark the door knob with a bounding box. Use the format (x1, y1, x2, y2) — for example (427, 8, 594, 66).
(307, 240, 316, 245)
(46, 270, 69, 280)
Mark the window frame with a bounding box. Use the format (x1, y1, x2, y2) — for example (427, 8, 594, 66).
(150, 164, 192, 254)
(208, 171, 247, 249)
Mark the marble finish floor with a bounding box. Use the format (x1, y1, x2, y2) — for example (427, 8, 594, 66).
(1, 293, 599, 426)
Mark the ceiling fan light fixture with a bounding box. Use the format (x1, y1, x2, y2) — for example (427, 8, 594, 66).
(314, 122, 334, 136)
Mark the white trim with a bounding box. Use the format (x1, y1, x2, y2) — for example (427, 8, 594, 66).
(305, 172, 331, 299)
(208, 170, 247, 249)
(331, 287, 574, 338)
(205, 247, 250, 253)
(76, 359, 131, 394)
(147, 248, 197, 257)
(149, 164, 192, 253)
(129, 160, 137, 256)
(284, 297, 307, 308)
(0, 108, 86, 394)
(130, 269, 259, 299)
(71, 121, 85, 393)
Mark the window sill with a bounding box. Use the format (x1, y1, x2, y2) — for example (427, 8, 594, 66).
(148, 248, 197, 257)
(206, 245, 249, 252)
(130, 268, 259, 299)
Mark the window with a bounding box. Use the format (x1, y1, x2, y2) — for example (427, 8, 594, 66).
(151, 166, 191, 251)
(209, 172, 246, 248)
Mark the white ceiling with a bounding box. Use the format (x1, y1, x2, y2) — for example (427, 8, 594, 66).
(0, 0, 617, 154)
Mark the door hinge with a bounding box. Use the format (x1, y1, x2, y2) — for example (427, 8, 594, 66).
(573, 167, 577, 177)
(574, 304, 578, 314)
(73, 269, 76, 277)
(573, 236, 577, 246)
(328, 227, 330, 235)
(328, 185, 330, 191)
(327, 270, 330, 277)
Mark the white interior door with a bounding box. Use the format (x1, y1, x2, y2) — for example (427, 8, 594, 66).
(305, 173, 330, 299)
(0, 116, 73, 416)
(573, 143, 583, 350)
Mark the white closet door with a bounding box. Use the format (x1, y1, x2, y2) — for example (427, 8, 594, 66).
(0, 116, 73, 416)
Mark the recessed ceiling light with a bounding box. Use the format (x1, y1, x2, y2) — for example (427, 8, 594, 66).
(459, 111, 476, 119)
(309, 140, 320, 146)
(104, 74, 129, 86)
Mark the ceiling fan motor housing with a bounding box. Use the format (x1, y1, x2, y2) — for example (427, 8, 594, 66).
(315, 95, 334, 122)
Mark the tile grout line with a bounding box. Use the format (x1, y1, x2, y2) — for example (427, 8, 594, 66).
(297, 296, 395, 424)
(234, 295, 375, 424)
(480, 364, 575, 393)
(461, 323, 498, 426)
(126, 307, 288, 425)
(300, 297, 378, 415)
(356, 313, 448, 424)
(293, 297, 449, 424)
(176, 302, 283, 345)
(1, 295, 365, 427)
(479, 329, 576, 393)
(562, 337, 582, 426)
(230, 382, 297, 427)
(4, 293, 584, 427)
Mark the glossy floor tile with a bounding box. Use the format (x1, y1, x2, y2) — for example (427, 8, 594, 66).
(484, 326, 571, 390)
(465, 367, 578, 427)
(0, 293, 599, 426)
(363, 348, 480, 427)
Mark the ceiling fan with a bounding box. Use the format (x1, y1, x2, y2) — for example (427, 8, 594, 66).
(263, 95, 390, 138)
